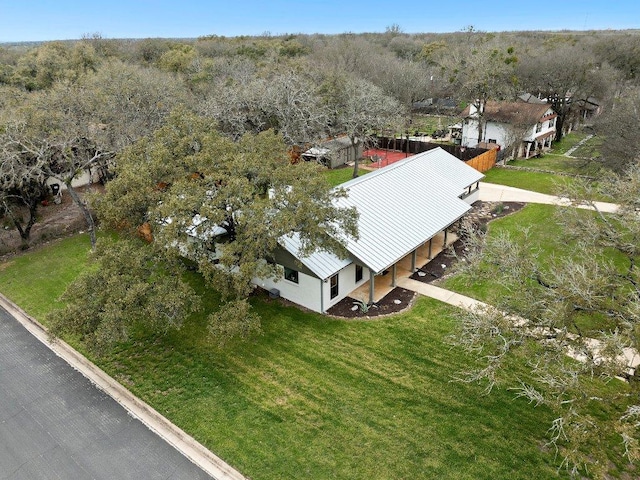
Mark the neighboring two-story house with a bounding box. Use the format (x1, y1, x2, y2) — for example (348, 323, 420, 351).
(460, 101, 557, 159)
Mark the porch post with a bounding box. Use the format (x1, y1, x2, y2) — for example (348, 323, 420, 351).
(443, 229, 448, 247)
(428, 238, 433, 259)
(411, 250, 417, 272)
(369, 270, 375, 304)
(391, 264, 397, 287)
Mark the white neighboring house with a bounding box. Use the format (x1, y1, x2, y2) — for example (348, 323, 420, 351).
(45, 170, 98, 192)
(255, 147, 484, 313)
(460, 101, 557, 159)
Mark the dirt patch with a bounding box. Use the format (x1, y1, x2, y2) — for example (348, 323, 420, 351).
(325, 287, 416, 319)
(0, 185, 102, 259)
(0, 260, 14, 271)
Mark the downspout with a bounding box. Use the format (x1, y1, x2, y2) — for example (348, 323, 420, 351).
(320, 278, 325, 314)
(369, 270, 375, 305)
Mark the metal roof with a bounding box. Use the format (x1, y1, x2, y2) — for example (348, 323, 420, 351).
(407, 148, 484, 191)
(279, 233, 352, 280)
(303, 137, 355, 157)
(283, 147, 483, 277)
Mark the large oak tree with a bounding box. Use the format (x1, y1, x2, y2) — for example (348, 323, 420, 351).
(54, 110, 358, 349)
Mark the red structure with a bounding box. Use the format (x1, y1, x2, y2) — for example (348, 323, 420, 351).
(362, 149, 414, 169)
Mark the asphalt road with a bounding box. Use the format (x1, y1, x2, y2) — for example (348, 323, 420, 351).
(0, 306, 212, 480)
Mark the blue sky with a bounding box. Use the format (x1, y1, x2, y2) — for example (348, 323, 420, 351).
(0, 0, 638, 42)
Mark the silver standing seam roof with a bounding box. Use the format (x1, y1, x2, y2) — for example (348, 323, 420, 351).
(280, 147, 484, 278)
(279, 232, 352, 281)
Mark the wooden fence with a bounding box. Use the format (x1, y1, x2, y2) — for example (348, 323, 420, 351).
(372, 136, 496, 172)
(463, 148, 496, 172)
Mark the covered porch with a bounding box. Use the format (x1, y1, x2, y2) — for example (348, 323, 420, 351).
(350, 229, 458, 304)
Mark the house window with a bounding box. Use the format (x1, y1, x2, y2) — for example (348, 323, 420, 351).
(355, 265, 363, 283)
(535, 122, 542, 133)
(284, 267, 299, 284)
(549, 118, 555, 128)
(330, 274, 339, 299)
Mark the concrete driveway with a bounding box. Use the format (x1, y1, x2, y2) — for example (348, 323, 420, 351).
(479, 182, 619, 213)
(0, 306, 213, 480)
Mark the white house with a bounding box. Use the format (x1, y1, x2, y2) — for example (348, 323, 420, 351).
(460, 101, 557, 159)
(256, 147, 484, 313)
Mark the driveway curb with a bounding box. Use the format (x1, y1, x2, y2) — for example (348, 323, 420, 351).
(0, 293, 247, 480)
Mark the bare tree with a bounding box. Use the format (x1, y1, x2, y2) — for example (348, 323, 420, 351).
(202, 71, 329, 149)
(324, 75, 404, 177)
(595, 85, 640, 172)
(516, 43, 611, 142)
(0, 120, 111, 249)
(443, 39, 518, 144)
(0, 148, 48, 245)
(0, 61, 190, 248)
(451, 170, 640, 476)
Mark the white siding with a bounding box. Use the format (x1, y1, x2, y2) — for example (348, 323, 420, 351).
(521, 125, 538, 141)
(254, 262, 370, 314)
(461, 120, 510, 149)
(45, 170, 97, 191)
(461, 106, 556, 155)
(324, 263, 371, 310)
(255, 269, 323, 313)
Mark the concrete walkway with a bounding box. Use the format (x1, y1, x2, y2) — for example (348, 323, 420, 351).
(398, 183, 637, 375)
(0, 294, 247, 480)
(397, 277, 640, 374)
(397, 278, 487, 310)
(565, 134, 594, 157)
(479, 182, 619, 213)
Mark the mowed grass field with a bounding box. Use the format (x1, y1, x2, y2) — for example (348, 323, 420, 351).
(0, 234, 568, 479)
(486, 129, 605, 196)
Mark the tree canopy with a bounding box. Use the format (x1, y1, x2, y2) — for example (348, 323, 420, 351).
(68, 110, 359, 348)
(2, 27, 640, 476)
(451, 170, 640, 476)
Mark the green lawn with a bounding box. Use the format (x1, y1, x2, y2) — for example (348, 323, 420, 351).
(482, 167, 572, 195)
(442, 203, 628, 334)
(0, 234, 574, 480)
(481, 122, 613, 200)
(0, 234, 93, 318)
(570, 134, 602, 159)
(440, 205, 634, 466)
(323, 165, 368, 187)
(442, 204, 566, 302)
(547, 131, 588, 155)
(409, 114, 459, 135)
(508, 154, 601, 176)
